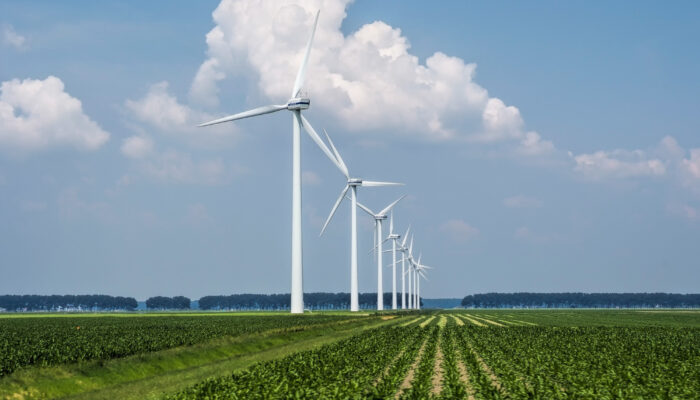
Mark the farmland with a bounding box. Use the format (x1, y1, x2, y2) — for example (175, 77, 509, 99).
(0, 310, 698, 399)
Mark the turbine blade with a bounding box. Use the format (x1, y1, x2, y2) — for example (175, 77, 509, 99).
(419, 270, 428, 281)
(389, 211, 394, 234)
(371, 221, 377, 255)
(198, 104, 286, 127)
(322, 129, 349, 178)
(320, 185, 349, 236)
(361, 180, 403, 187)
(401, 225, 411, 247)
(379, 194, 406, 216)
(299, 115, 343, 172)
(355, 201, 376, 217)
(291, 10, 320, 97)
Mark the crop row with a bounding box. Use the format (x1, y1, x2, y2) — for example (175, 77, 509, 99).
(0, 314, 361, 377)
(168, 314, 699, 399)
(460, 325, 700, 399)
(167, 325, 430, 399)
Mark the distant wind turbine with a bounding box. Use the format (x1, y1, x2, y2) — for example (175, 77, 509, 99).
(197, 11, 337, 314)
(318, 130, 403, 312)
(395, 226, 410, 309)
(357, 196, 406, 310)
(384, 212, 402, 310)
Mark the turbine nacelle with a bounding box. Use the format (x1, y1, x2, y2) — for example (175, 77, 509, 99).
(348, 178, 362, 186)
(287, 97, 310, 110)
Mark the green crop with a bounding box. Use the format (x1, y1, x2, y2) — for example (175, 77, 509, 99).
(0, 314, 360, 377)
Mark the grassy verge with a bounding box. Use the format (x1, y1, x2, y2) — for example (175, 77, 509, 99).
(0, 315, 406, 400)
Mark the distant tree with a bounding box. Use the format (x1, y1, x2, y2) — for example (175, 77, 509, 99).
(0, 294, 138, 311)
(460, 292, 700, 308)
(197, 293, 421, 311)
(172, 296, 191, 309)
(146, 296, 173, 310)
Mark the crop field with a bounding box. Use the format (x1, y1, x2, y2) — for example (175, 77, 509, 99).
(0, 310, 698, 399)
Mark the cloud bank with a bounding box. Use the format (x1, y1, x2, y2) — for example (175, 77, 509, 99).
(0, 76, 109, 153)
(189, 0, 551, 155)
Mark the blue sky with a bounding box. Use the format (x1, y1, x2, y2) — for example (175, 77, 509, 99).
(1, 0, 698, 300)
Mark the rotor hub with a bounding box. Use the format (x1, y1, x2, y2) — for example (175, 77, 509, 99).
(348, 178, 362, 186)
(287, 97, 310, 110)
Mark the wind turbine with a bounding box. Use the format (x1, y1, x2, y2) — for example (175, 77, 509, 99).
(410, 251, 432, 309)
(383, 212, 404, 310)
(357, 196, 406, 310)
(395, 226, 410, 309)
(318, 130, 402, 312)
(197, 11, 337, 314)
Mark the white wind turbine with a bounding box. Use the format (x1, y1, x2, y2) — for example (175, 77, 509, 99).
(382, 212, 405, 310)
(410, 251, 432, 310)
(394, 226, 410, 309)
(318, 130, 402, 312)
(357, 196, 406, 310)
(403, 235, 415, 309)
(197, 11, 337, 314)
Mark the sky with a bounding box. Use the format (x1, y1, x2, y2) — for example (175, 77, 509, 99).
(1, 0, 699, 300)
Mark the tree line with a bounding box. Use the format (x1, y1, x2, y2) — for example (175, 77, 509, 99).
(0, 293, 422, 312)
(145, 296, 191, 310)
(461, 292, 700, 308)
(199, 293, 422, 310)
(0, 295, 138, 311)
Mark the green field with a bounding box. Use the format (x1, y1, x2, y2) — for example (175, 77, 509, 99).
(0, 310, 698, 399)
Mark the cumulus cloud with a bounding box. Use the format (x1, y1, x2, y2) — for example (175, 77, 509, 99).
(0, 76, 109, 153)
(189, 0, 549, 152)
(2, 25, 26, 50)
(503, 195, 542, 209)
(573, 149, 666, 180)
(121, 136, 154, 159)
(125, 82, 211, 135)
(681, 149, 700, 180)
(439, 219, 479, 243)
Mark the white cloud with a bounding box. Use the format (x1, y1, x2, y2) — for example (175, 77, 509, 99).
(0, 76, 109, 153)
(439, 219, 479, 243)
(120, 136, 153, 159)
(2, 25, 26, 50)
(573, 149, 666, 180)
(302, 170, 321, 185)
(681, 148, 700, 180)
(480, 98, 523, 140)
(189, 0, 549, 151)
(517, 131, 555, 156)
(503, 195, 542, 209)
(125, 82, 210, 135)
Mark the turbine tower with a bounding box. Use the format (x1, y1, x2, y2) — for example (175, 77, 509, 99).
(198, 11, 336, 314)
(395, 226, 410, 309)
(357, 196, 406, 310)
(384, 212, 403, 310)
(318, 130, 402, 312)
